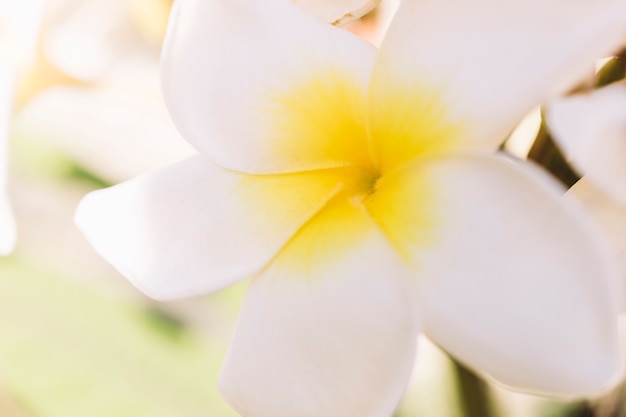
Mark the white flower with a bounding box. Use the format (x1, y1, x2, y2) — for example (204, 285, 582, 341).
(76, 1, 626, 416)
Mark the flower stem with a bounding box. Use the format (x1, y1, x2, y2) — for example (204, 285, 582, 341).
(526, 118, 580, 188)
(596, 53, 626, 88)
(451, 359, 495, 417)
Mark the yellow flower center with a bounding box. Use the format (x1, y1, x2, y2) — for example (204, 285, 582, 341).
(259, 68, 464, 279)
(338, 164, 381, 200)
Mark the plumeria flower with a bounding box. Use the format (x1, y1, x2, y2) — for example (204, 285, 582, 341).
(76, 0, 626, 416)
(0, 1, 44, 255)
(566, 178, 626, 293)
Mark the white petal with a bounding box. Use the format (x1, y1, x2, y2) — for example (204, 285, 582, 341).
(43, 0, 126, 81)
(220, 199, 418, 417)
(366, 153, 622, 394)
(14, 86, 195, 182)
(294, 0, 380, 25)
(0, 0, 45, 65)
(75, 155, 343, 300)
(423, 156, 622, 394)
(568, 177, 626, 310)
(161, 0, 376, 174)
(370, 0, 626, 159)
(547, 83, 626, 205)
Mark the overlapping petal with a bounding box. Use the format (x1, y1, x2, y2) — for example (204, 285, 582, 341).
(220, 199, 418, 417)
(14, 86, 195, 182)
(293, 0, 380, 25)
(161, 0, 376, 174)
(75, 155, 345, 300)
(370, 0, 626, 162)
(547, 83, 626, 205)
(568, 178, 626, 296)
(367, 153, 622, 394)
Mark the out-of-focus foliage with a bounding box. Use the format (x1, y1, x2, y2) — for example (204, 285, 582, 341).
(0, 248, 244, 417)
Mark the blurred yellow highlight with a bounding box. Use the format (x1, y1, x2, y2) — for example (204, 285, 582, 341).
(129, 0, 173, 46)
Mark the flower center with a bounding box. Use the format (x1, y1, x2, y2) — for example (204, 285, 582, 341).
(359, 168, 381, 197)
(339, 163, 382, 202)
(261, 69, 467, 275)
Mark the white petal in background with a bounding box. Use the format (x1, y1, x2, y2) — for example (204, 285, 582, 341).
(0, 1, 44, 65)
(220, 202, 418, 417)
(372, 0, 626, 151)
(547, 83, 626, 205)
(43, 0, 129, 81)
(13, 0, 191, 185)
(14, 85, 195, 183)
(41, 0, 170, 87)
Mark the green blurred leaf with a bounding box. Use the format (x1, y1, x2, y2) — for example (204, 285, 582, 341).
(527, 116, 580, 188)
(11, 134, 112, 190)
(0, 256, 240, 417)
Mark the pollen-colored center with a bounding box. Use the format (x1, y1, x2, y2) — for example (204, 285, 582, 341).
(262, 68, 464, 276)
(339, 163, 381, 201)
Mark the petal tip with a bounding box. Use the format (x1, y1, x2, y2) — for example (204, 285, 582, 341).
(75, 184, 231, 302)
(75, 188, 169, 300)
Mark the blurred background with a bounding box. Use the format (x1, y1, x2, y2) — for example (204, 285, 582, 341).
(0, 1, 623, 416)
